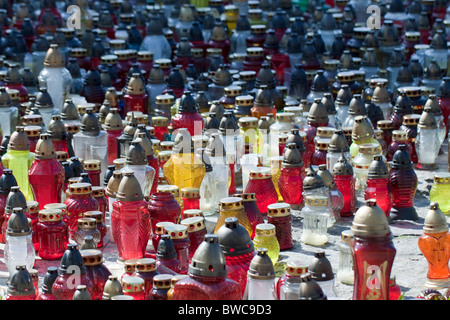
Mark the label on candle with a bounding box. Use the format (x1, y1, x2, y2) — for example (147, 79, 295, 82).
(361, 261, 388, 300)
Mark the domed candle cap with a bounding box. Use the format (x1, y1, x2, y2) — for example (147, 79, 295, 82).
(248, 248, 275, 280)
(317, 165, 335, 188)
(80, 108, 101, 135)
(105, 172, 123, 198)
(367, 155, 389, 179)
(307, 98, 328, 124)
(5, 186, 27, 212)
(156, 234, 177, 260)
(390, 144, 413, 169)
(6, 207, 31, 236)
(102, 275, 123, 300)
(217, 217, 254, 256)
(423, 202, 449, 234)
(328, 130, 349, 153)
(303, 166, 325, 190)
(348, 94, 367, 116)
(371, 82, 390, 104)
(425, 95, 442, 116)
(126, 73, 146, 95)
(148, 64, 165, 84)
(6, 266, 35, 296)
(322, 93, 336, 115)
(115, 171, 144, 202)
(0, 87, 12, 108)
(72, 285, 92, 300)
(298, 273, 327, 300)
(352, 116, 374, 141)
(254, 85, 273, 108)
(178, 91, 198, 113)
(426, 60, 442, 80)
(43, 44, 65, 68)
(7, 126, 29, 151)
(393, 90, 413, 113)
(282, 142, 304, 167)
(308, 251, 334, 281)
(104, 108, 124, 131)
(34, 133, 57, 160)
(213, 65, 233, 87)
(189, 234, 227, 278)
(310, 70, 329, 92)
(351, 199, 391, 237)
(167, 68, 185, 89)
(47, 115, 67, 140)
(286, 128, 305, 152)
(42, 266, 58, 294)
(59, 243, 87, 275)
(418, 107, 437, 129)
(125, 140, 147, 165)
(61, 99, 79, 120)
(332, 152, 354, 176)
(335, 85, 352, 106)
(0, 169, 17, 196)
(255, 62, 276, 88)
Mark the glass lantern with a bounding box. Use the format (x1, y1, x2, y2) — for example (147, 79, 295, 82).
(301, 195, 329, 246)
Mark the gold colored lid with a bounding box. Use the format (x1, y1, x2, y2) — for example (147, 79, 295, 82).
(358, 143, 381, 155)
(135, 258, 157, 273)
(83, 210, 103, 224)
(434, 172, 450, 184)
(91, 186, 105, 198)
(276, 112, 295, 122)
(402, 86, 421, 97)
(24, 125, 43, 138)
(160, 141, 174, 151)
(101, 54, 118, 64)
(68, 177, 82, 185)
(180, 216, 206, 233)
(157, 185, 179, 197)
(122, 276, 144, 293)
(251, 24, 266, 34)
(235, 95, 254, 106)
(56, 151, 68, 162)
(255, 223, 276, 237)
(113, 158, 126, 170)
(68, 183, 92, 195)
(377, 120, 393, 130)
(337, 71, 355, 82)
(315, 138, 330, 151)
(232, 193, 256, 203)
(77, 217, 96, 229)
(151, 116, 168, 127)
(83, 159, 101, 171)
(183, 209, 203, 218)
(22, 115, 43, 126)
(224, 86, 242, 97)
(180, 187, 200, 199)
(137, 51, 153, 61)
(238, 116, 258, 128)
(316, 127, 336, 138)
(220, 197, 244, 210)
(246, 47, 264, 56)
(286, 261, 309, 277)
(402, 114, 421, 125)
(391, 130, 408, 141)
(124, 259, 138, 273)
(154, 58, 171, 68)
(153, 274, 172, 289)
(165, 224, 188, 240)
(249, 167, 272, 179)
(27, 201, 39, 215)
(44, 203, 67, 214)
(81, 249, 103, 266)
(157, 150, 172, 162)
(155, 221, 176, 235)
(38, 208, 63, 222)
(305, 195, 328, 206)
(65, 122, 81, 134)
(267, 202, 291, 217)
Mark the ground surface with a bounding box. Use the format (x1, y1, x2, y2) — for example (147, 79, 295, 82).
(0, 140, 447, 300)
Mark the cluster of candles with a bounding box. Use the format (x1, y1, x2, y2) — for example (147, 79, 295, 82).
(0, 0, 449, 301)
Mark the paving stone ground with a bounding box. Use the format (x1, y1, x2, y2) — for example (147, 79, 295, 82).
(0, 140, 447, 300)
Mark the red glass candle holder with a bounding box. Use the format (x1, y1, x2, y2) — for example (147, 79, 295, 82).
(278, 166, 306, 209)
(133, 258, 160, 300)
(91, 187, 108, 224)
(122, 276, 147, 300)
(244, 167, 279, 216)
(180, 187, 200, 215)
(37, 209, 68, 260)
(332, 154, 356, 217)
(81, 249, 112, 300)
(386, 130, 413, 162)
(83, 160, 101, 187)
(64, 183, 99, 239)
(267, 203, 294, 251)
(180, 216, 207, 263)
(148, 192, 181, 238)
(232, 193, 264, 240)
(165, 224, 190, 275)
